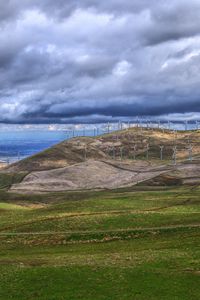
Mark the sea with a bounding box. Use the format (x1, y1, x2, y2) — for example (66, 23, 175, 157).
(0, 127, 106, 163)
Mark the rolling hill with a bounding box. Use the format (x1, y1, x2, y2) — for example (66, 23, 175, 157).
(2, 127, 200, 192)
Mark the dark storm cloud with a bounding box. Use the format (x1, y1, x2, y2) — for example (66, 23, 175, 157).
(0, 0, 156, 21)
(21, 93, 200, 120)
(144, 2, 200, 45)
(0, 0, 200, 123)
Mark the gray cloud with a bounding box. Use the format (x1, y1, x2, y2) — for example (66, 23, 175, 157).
(0, 1, 200, 123)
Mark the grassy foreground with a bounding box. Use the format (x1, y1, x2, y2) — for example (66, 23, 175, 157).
(0, 186, 200, 299)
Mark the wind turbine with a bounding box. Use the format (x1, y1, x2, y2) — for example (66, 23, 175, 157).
(187, 144, 193, 161)
(172, 146, 177, 165)
(184, 120, 188, 131)
(160, 146, 164, 161)
(146, 143, 150, 160)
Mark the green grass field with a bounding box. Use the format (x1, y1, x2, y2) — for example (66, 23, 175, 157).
(0, 186, 200, 299)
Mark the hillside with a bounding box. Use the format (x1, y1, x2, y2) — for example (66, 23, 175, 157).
(3, 127, 200, 173)
(11, 159, 171, 192)
(1, 127, 200, 193)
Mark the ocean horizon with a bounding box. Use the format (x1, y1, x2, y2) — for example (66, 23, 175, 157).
(0, 128, 106, 163)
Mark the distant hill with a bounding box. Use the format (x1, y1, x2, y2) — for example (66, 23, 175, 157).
(1, 128, 199, 193)
(3, 128, 200, 173)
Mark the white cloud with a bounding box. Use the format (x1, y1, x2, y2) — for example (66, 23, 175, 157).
(113, 60, 132, 77)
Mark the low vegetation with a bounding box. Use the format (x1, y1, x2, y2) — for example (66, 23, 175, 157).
(0, 185, 199, 299)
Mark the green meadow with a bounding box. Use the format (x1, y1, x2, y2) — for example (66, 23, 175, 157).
(0, 186, 199, 299)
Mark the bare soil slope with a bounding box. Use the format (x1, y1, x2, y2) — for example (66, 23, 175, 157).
(11, 159, 170, 192)
(140, 161, 200, 186)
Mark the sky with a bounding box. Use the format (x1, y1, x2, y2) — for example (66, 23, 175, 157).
(0, 0, 200, 124)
